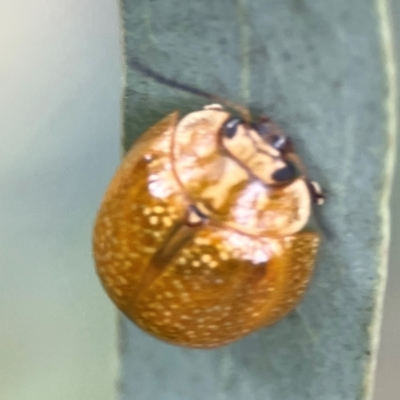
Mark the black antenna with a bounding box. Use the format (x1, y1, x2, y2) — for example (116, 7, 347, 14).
(127, 56, 252, 121)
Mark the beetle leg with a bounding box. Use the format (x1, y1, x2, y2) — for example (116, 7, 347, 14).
(307, 180, 325, 205)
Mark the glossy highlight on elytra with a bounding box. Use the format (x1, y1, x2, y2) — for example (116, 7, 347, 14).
(93, 104, 323, 349)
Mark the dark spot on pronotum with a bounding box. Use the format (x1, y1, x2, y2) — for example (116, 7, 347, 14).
(222, 118, 242, 139)
(272, 161, 297, 182)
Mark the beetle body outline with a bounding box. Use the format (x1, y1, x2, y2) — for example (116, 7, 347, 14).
(93, 106, 322, 348)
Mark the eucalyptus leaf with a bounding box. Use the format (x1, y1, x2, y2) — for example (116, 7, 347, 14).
(118, 0, 396, 399)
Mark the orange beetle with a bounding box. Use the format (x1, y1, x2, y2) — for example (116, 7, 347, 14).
(93, 103, 324, 349)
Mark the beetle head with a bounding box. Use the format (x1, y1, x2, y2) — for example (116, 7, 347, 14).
(220, 116, 304, 187)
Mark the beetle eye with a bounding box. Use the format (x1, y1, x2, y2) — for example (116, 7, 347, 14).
(272, 161, 297, 182)
(222, 118, 242, 139)
(268, 134, 287, 151)
(253, 122, 289, 152)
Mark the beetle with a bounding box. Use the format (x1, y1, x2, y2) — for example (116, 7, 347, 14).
(93, 100, 324, 349)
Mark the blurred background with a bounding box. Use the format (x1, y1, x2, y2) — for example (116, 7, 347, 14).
(0, 1, 120, 399)
(0, 0, 397, 399)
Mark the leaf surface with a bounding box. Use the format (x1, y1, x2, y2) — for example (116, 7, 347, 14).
(119, 1, 396, 399)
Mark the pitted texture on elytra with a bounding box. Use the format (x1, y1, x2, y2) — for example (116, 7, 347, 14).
(132, 229, 318, 348)
(93, 113, 185, 310)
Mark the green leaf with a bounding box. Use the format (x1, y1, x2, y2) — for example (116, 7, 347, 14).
(118, 0, 396, 399)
